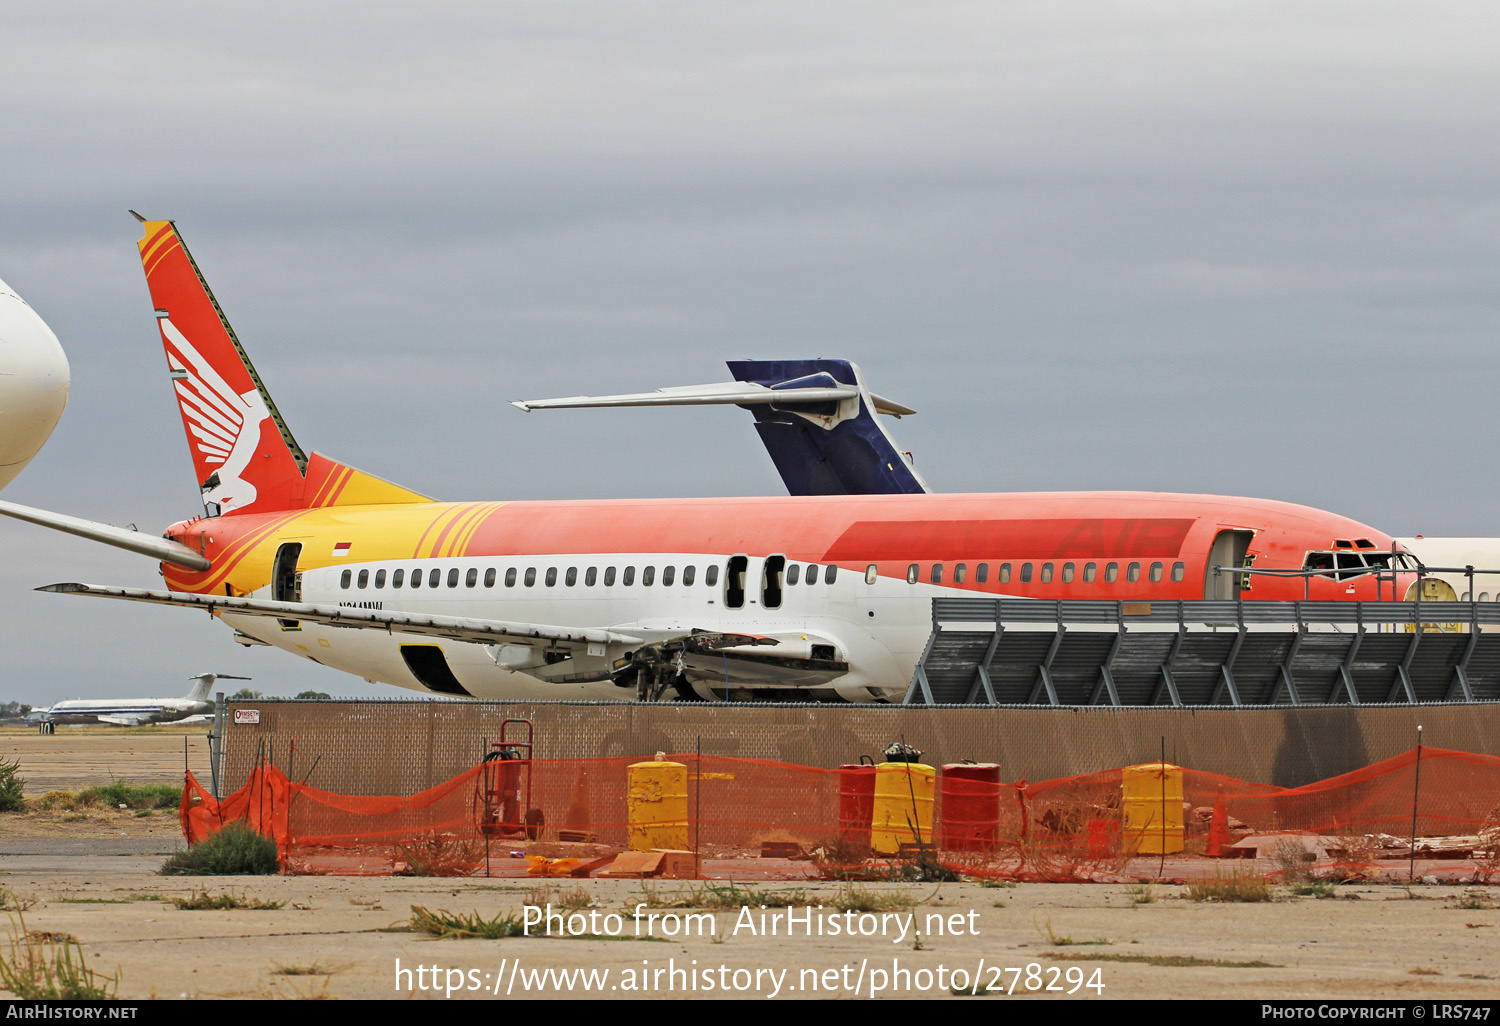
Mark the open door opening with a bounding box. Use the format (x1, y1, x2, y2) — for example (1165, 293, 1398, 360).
(725, 555, 748, 609)
(400, 644, 472, 696)
(1205, 530, 1254, 600)
(762, 554, 786, 609)
(271, 542, 303, 629)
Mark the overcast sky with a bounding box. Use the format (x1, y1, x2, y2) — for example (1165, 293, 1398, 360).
(2, 2, 1498, 703)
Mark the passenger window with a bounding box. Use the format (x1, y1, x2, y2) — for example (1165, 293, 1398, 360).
(484, 568, 496, 587)
(466, 568, 478, 588)
(787, 564, 800, 586)
(545, 567, 557, 587)
(374, 569, 386, 588)
(1149, 562, 1163, 583)
(585, 567, 597, 586)
(663, 566, 675, 586)
(706, 565, 718, 587)
(448, 568, 460, 588)
(524, 568, 536, 587)
(807, 565, 820, 585)
(642, 566, 655, 587)
(357, 570, 369, 589)
(505, 568, 517, 587)
(865, 564, 878, 585)
(1105, 562, 1119, 583)
(976, 563, 988, 584)
(683, 565, 695, 586)
(998, 563, 1011, 584)
(931, 563, 943, 584)
(1020, 563, 1033, 583)
(954, 563, 966, 584)
(340, 570, 351, 589)
(566, 567, 577, 587)
(907, 564, 919, 584)
(604, 567, 616, 586)
(1062, 562, 1074, 583)
(1084, 562, 1097, 583)
(1127, 562, 1140, 583)
(825, 564, 837, 583)
(395, 569, 408, 588)
(623, 566, 635, 587)
(1171, 562, 1185, 583)
(428, 569, 440, 588)
(1040, 563, 1053, 584)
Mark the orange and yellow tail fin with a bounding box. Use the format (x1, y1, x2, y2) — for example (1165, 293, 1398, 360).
(136, 216, 431, 514)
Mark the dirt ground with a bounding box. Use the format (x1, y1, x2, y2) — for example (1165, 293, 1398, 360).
(2, 726, 1499, 1002)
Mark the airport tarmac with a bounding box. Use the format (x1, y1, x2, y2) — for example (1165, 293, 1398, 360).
(1, 726, 1498, 1001)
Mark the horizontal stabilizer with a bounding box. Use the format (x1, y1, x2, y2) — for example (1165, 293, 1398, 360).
(511, 381, 859, 412)
(40, 583, 643, 649)
(0, 500, 211, 570)
(511, 359, 930, 497)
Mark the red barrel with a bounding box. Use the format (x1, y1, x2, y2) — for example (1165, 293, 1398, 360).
(940, 763, 1002, 851)
(837, 764, 876, 850)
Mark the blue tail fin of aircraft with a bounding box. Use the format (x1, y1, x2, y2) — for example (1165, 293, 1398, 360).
(724, 359, 929, 496)
(510, 358, 930, 496)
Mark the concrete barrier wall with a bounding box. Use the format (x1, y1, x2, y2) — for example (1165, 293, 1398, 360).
(219, 700, 1500, 796)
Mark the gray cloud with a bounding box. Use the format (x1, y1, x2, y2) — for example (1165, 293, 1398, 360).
(3, 2, 1499, 701)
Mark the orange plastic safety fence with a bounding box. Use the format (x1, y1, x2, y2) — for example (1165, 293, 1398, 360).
(179, 746, 1500, 878)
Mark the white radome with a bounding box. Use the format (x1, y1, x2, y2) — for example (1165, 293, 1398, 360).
(0, 276, 69, 490)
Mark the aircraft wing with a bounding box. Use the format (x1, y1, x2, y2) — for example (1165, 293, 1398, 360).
(96, 714, 151, 727)
(39, 584, 645, 650)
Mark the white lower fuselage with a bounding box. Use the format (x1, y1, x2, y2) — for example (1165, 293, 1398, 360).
(227, 552, 934, 701)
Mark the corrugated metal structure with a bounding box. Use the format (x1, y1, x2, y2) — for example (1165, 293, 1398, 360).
(218, 697, 1500, 796)
(906, 598, 1500, 706)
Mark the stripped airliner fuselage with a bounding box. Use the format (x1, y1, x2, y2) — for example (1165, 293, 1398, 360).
(6, 217, 1417, 704)
(162, 489, 1412, 701)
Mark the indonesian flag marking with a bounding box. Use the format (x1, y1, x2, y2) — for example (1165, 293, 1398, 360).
(332, 542, 352, 558)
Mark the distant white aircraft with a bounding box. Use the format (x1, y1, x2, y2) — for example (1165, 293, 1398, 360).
(31, 673, 250, 727)
(0, 276, 69, 491)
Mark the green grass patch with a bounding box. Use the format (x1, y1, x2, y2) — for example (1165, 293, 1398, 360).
(161, 821, 279, 876)
(829, 881, 925, 913)
(0, 885, 36, 912)
(272, 962, 339, 976)
(1044, 951, 1281, 968)
(81, 781, 180, 811)
(0, 759, 24, 812)
(1185, 871, 1273, 903)
(0, 914, 119, 999)
(1037, 917, 1111, 946)
(1288, 880, 1338, 898)
(169, 888, 284, 911)
(408, 905, 525, 939)
(632, 880, 814, 909)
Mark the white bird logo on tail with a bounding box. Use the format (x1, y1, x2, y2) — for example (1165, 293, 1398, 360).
(160, 317, 271, 513)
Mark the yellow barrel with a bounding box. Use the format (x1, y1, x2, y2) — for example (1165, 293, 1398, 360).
(626, 760, 689, 851)
(1121, 762, 1184, 855)
(870, 761, 936, 854)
